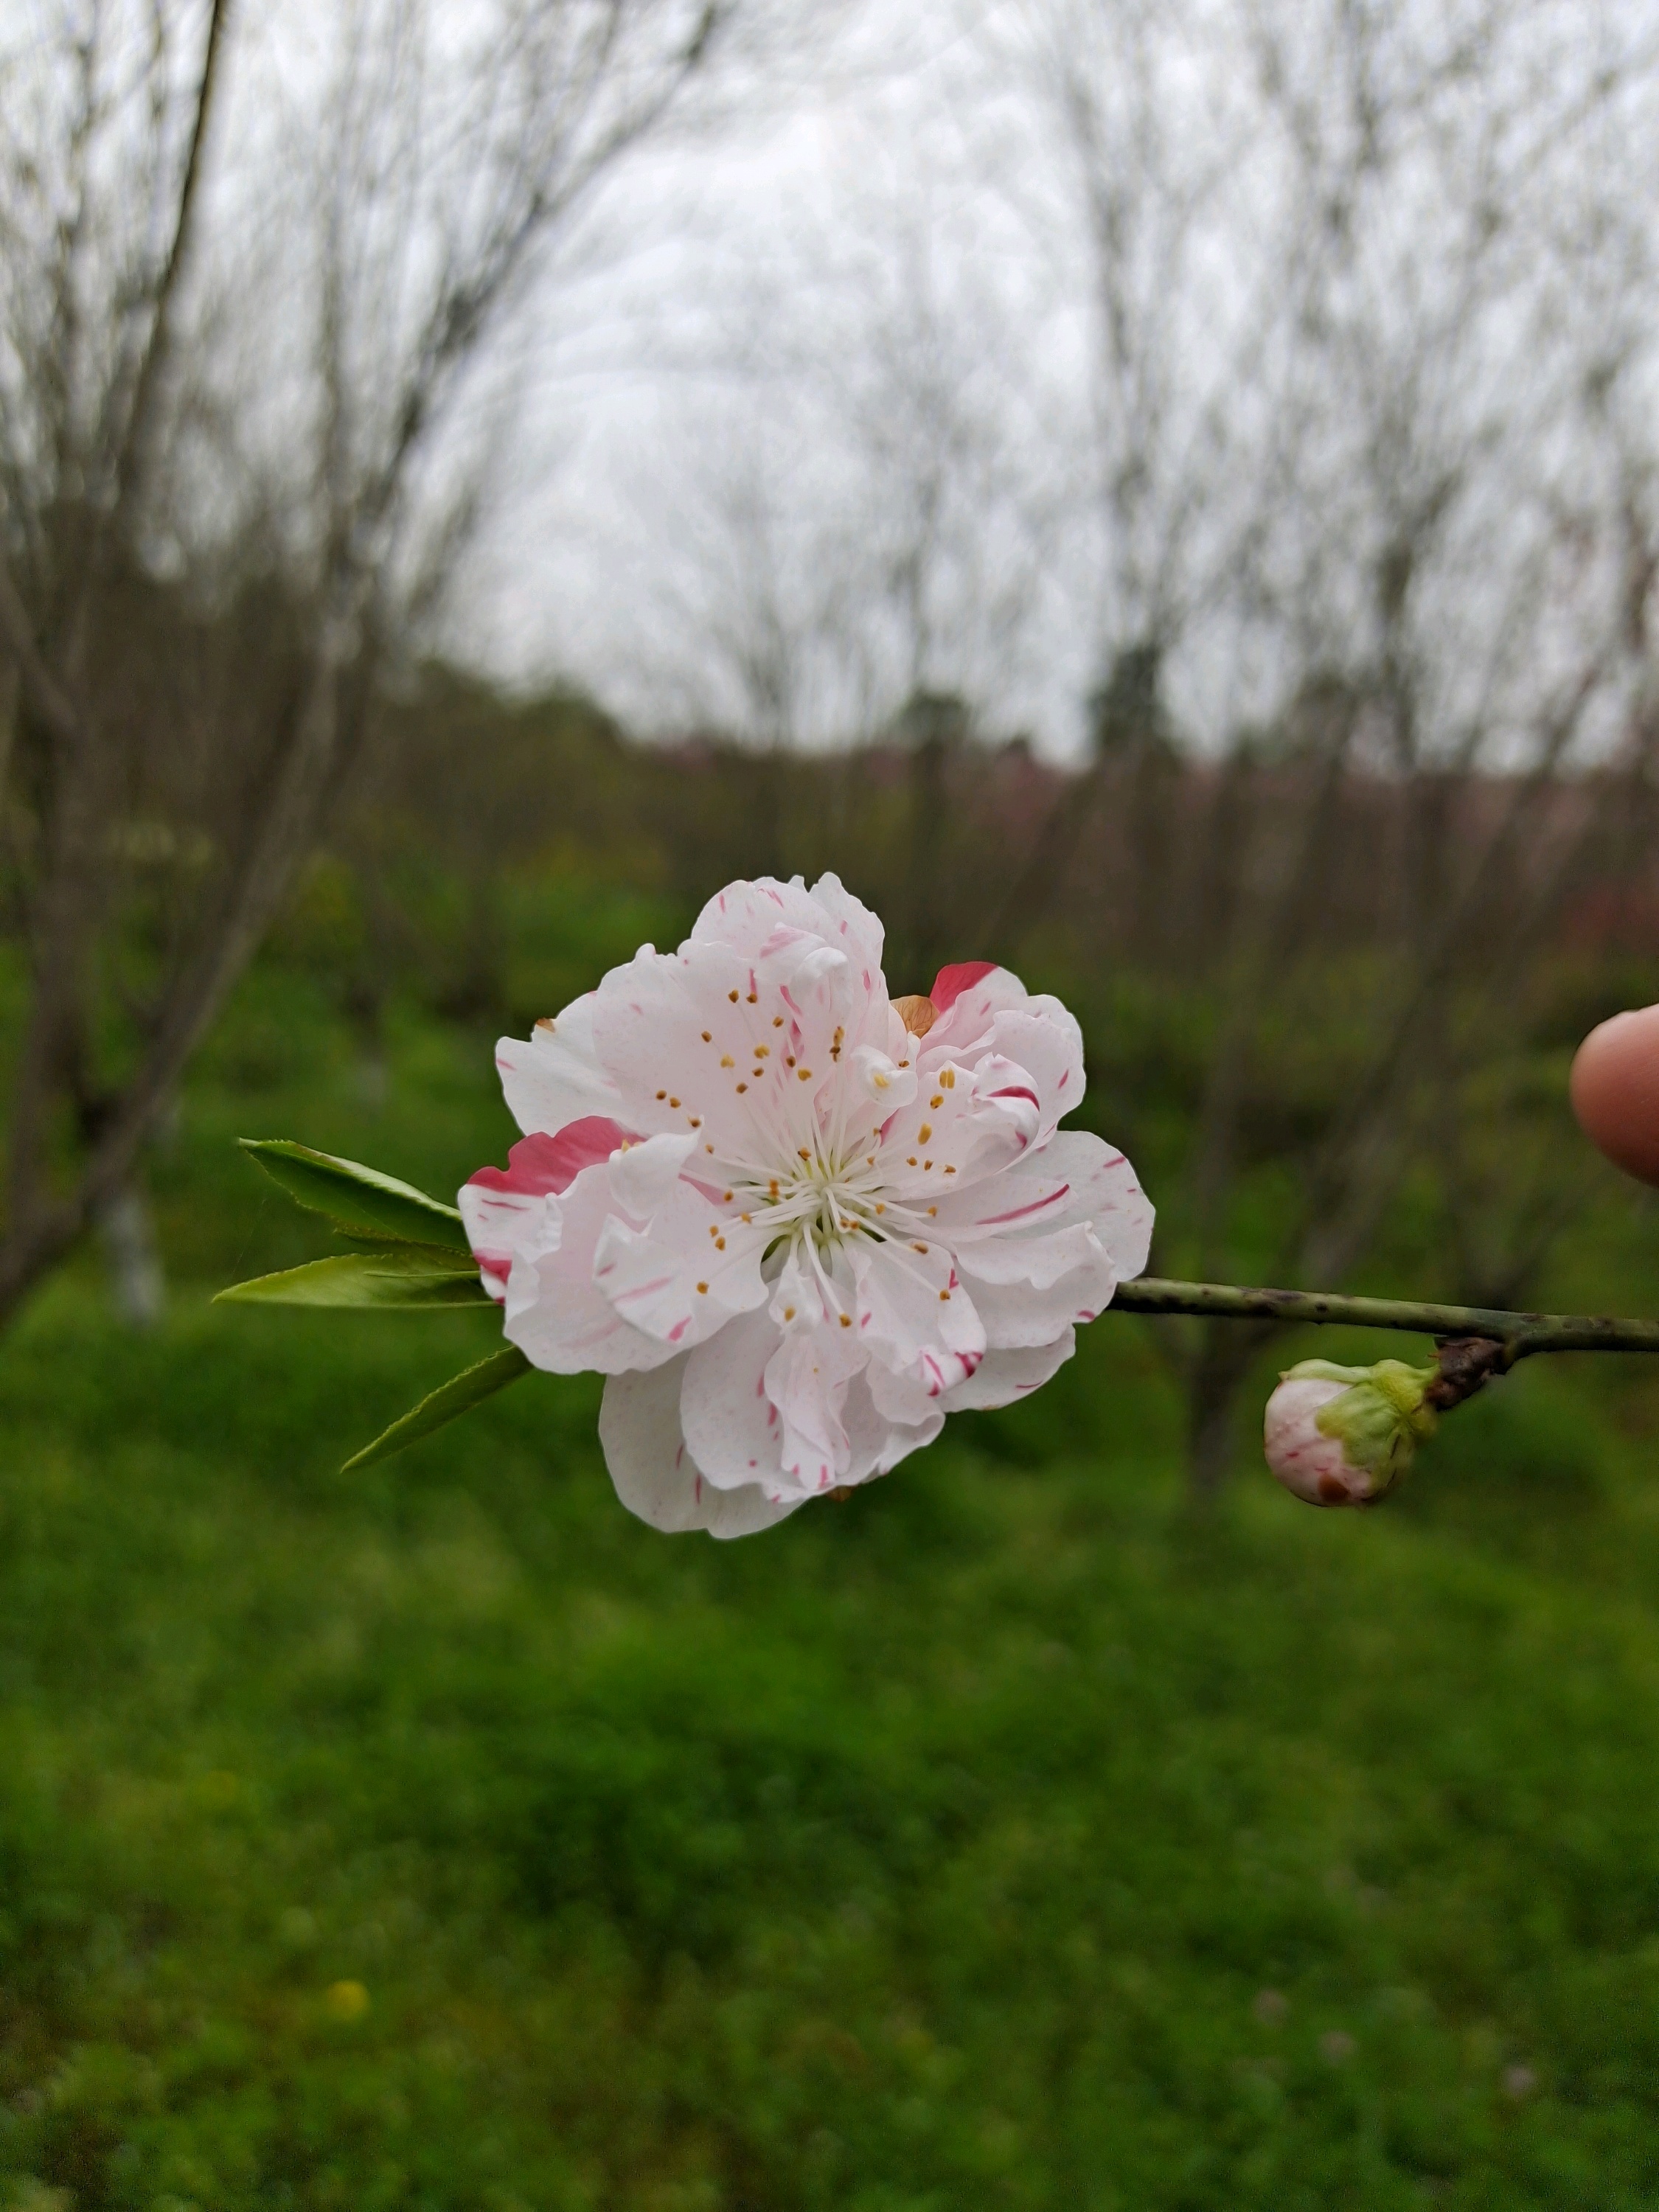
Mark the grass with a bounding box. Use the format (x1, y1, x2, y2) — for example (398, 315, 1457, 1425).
(5, 951, 1659, 2208)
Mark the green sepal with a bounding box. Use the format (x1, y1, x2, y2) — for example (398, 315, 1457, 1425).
(237, 1138, 469, 1250)
(1284, 1356, 1439, 1486)
(215, 1245, 491, 1309)
(342, 1346, 534, 1471)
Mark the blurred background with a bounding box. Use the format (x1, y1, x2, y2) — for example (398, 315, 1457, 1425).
(4, 0, 1659, 2202)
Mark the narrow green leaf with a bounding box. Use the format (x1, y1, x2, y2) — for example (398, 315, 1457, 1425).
(342, 1346, 534, 1471)
(215, 1245, 490, 1309)
(238, 1138, 470, 1249)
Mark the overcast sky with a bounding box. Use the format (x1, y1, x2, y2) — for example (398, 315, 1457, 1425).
(451, 1, 1116, 757)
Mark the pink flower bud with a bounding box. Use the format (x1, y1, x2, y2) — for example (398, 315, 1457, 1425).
(1262, 1358, 1437, 1507)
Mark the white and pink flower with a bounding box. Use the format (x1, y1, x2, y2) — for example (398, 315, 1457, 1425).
(459, 873, 1152, 1537)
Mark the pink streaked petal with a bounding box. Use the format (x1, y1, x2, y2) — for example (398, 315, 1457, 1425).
(763, 1326, 858, 1490)
(591, 1181, 768, 1350)
(842, 1367, 942, 1482)
(975, 1183, 1071, 1228)
(498, 1163, 672, 1377)
(930, 1133, 1152, 1281)
(849, 1237, 987, 1385)
(599, 1359, 800, 1537)
(692, 872, 886, 981)
(962, 1251, 1120, 1350)
(466, 1117, 633, 1197)
(936, 1330, 1077, 1411)
(681, 1310, 790, 1489)
(930, 959, 998, 1010)
(495, 996, 625, 1137)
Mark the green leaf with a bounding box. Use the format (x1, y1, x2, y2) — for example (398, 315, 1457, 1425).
(215, 1245, 491, 1309)
(342, 1346, 534, 1471)
(238, 1139, 470, 1250)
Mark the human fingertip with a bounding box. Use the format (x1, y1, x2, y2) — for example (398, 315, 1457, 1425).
(1571, 1001, 1659, 1186)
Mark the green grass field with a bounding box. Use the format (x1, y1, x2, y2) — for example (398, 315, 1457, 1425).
(6, 933, 1659, 2209)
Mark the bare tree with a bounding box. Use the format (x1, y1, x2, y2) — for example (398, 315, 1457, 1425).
(0, 0, 789, 1327)
(988, 0, 1659, 1487)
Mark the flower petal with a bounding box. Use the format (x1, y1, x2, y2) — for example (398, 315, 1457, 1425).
(693, 872, 886, 984)
(930, 1130, 1155, 1284)
(588, 932, 882, 1164)
(849, 1237, 987, 1397)
(841, 1366, 943, 1481)
(599, 1360, 799, 1537)
(495, 995, 625, 1135)
(501, 1165, 675, 1374)
(591, 1180, 768, 1347)
(680, 1308, 790, 1489)
(959, 1248, 1119, 1348)
(937, 1329, 1077, 1410)
(606, 1131, 699, 1217)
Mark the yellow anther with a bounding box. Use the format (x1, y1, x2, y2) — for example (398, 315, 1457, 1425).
(720, 1054, 734, 1067)
(701, 1031, 712, 1042)
(728, 989, 740, 1001)
(939, 1290, 950, 1301)
(668, 1096, 681, 1108)
(917, 1124, 932, 1143)
(716, 1237, 726, 1251)
(773, 1015, 784, 1027)
(784, 1306, 796, 1321)
(941, 1068, 956, 1089)
(698, 1282, 709, 1294)
(798, 1068, 813, 1082)
(930, 1095, 943, 1110)
(839, 1314, 852, 1328)
(655, 1090, 667, 1100)
(737, 1082, 748, 1093)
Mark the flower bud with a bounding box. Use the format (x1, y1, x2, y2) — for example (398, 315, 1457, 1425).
(1262, 1357, 1438, 1506)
